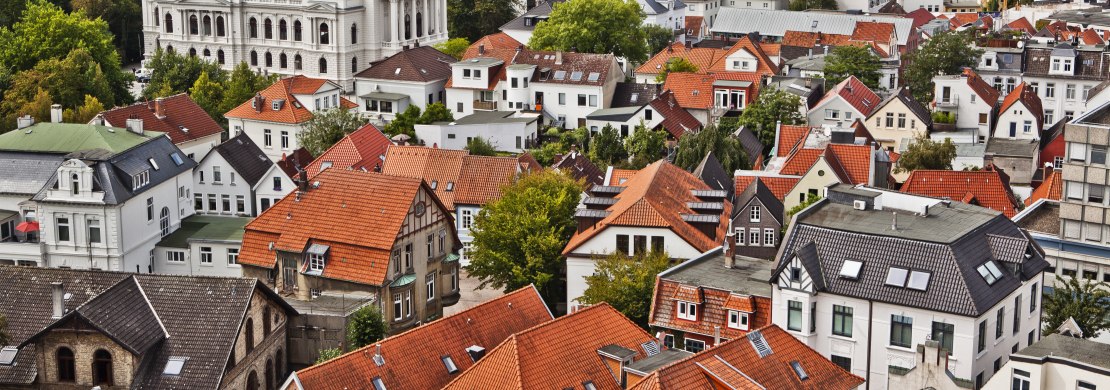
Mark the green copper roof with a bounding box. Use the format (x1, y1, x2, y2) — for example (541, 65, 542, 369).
(389, 273, 416, 288)
(444, 253, 460, 263)
(157, 215, 252, 248)
(0, 123, 164, 155)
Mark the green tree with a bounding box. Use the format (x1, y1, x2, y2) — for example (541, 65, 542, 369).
(528, 0, 650, 62)
(383, 105, 422, 138)
(62, 95, 105, 124)
(625, 124, 667, 169)
(674, 125, 749, 173)
(315, 348, 342, 364)
(736, 86, 804, 148)
(347, 305, 389, 348)
(655, 57, 699, 83)
(434, 37, 472, 60)
(782, 193, 822, 232)
(894, 133, 957, 173)
(72, 0, 144, 62)
(589, 125, 629, 166)
(1042, 276, 1110, 339)
(0, 48, 116, 127)
(418, 102, 454, 124)
(142, 47, 228, 100)
(189, 71, 225, 123)
(904, 31, 982, 103)
(0, 0, 133, 105)
(297, 108, 366, 156)
(466, 137, 498, 156)
(644, 24, 675, 58)
(578, 251, 672, 329)
(218, 61, 279, 115)
(0, 87, 53, 128)
(448, 0, 517, 41)
(788, 0, 837, 10)
(466, 170, 585, 311)
(824, 45, 882, 90)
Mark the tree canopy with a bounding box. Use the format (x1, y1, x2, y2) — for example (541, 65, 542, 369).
(62, 95, 105, 124)
(894, 132, 957, 173)
(788, 0, 837, 10)
(824, 45, 882, 90)
(1042, 276, 1110, 339)
(72, 0, 144, 62)
(736, 86, 805, 148)
(528, 0, 650, 62)
(578, 251, 672, 329)
(903, 31, 982, 103)
(382, 103, 454, 142)
(297, 108, 367, 156)
(466, 137, 498, 156)
(218, 61, 279, 116)
(644, 24, 675, 58)
(625, 124, 668, 169)
(0, 48, 116, 128)
(674, 125, 749, 173)
(589, 125, 629, 166)
(447, 0, 517, 41)
(347, 305, 389, 348)
(466, 170, 584, 311)
(434, 37, 472, 60)
(655, 57, 699, 83)
(142, 47, 227, 100)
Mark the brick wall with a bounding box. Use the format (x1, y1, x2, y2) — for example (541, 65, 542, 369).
(221, 286, 289, 390)
(36, 329, 136, 389)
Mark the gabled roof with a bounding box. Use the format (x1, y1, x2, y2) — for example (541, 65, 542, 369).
(289, 286, 553, 390)
(564, 161, 733, 255)
(736, 179, 784, 223)
(499, 0, 558, 32)
(734, 175, 801, 202)
(706, 36, 781, 75)
(949, 13, 984, 29)
(782, 31, 852, 47)
(1023, 44, 1110, 81)
(710, 8, 915, 46)
(851, 21, 896, 45)
(814, 76, 880, 117)
(552, 151, 605, 186)
(649, 90, 703, 137)
(662, 72, 716, 110)
(0, 122, 162, 154)
(960, 68, 1001, 105)
(99, 93, 224, 145)
(304, 123, 392, 178)
(736, 126, 764, 167)
(904, 8, 936, 30)
(238, 169, 432, 285)
(824, 144, 873, 185)
(612, 82, 663, 108)
(225, 75, 356, 124)
(692, 151, 734, 195)
(876, 0, 906, 15)
(1000, 82, 1044, 131)
(685, 16, 705, 36)
(276, 148, 314, 178)
(901, 169, 1022, 217)
(1005, 17, 1036, 35)
(872, 87, 933, 128)
(1026, 169, 1062, 205)
(211, 133, 274, 187)
(630, 325, 865, 390)
(442, 303, 656, 390)
(637, 43, 729, 76)
(355, 46, 456, 82)
(470, 32, 523, 52)
(381, 146, 530, 210)
(456, 155, 525, 206)
(776, 125, 810, 158)
(779, 148, 823, 176)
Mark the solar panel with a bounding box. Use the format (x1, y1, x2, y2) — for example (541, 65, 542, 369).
(839, 260, 863, 279)
(907, 270, 931, 291)
(570, 71, 584, 81)
(553, 70, 566, 80)
(885, 267, 908, 287)
(587, 72, 600, 82)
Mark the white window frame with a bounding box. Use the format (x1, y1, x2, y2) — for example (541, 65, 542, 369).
(168, 251, 186, 263)
(228, 248, 239, 265)
(727, 310, 749, 330)
(676, 300, 698, 321)
(764, 228, 775, 247)
(426, 272, 436, 302)
(200, 247, 213, 264)
(749, 205, 761, 222)
(749, 228, 759, 246)
(308, 252, 325, 272)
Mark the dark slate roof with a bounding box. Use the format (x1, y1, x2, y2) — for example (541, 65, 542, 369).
(213, 133, 275, 187)
(354, 46, 457, 82)
(552, 151, 605, 186)
(611, 82, 663, 108)
(500, 0, 560, 31)
(0, 152, 63, 196)
(986, 138, 1039, 158)
(736, 126, 764, 167)
(775, 190, 1050, 317)
(1023, 44, 1110, 81)
(734, 179, 784, 225)
(1040, 118, 1066, 149)
(691, 151, 734, 196)
(0, 265, 295, 388)
(878, 87, 933, 128)
(1014, 333, 1110, 371)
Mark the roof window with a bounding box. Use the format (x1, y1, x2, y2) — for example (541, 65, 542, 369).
(170, 152, 184, 166)
(430, 180, 438, 189)
(790, 361, 808, 381)
(441, 356, 458, 374)
(839, 260, 862, 280)
(446, 182, 455, 191)
(587, 72, 600, 82)
(372, 376, 387, 390)
(977, 260, 1004, 285)
(0, 347, 17, 365)
(747, 330, 773, 358)
(907, 270, 931, 291)
(570, 71, 584, 81)
(553, 70, 566, 80)
(583, 381, 597, 390)
(885, 267, 909, 287)
(163, 356, 186, 375)
(149, 158, 160, 171)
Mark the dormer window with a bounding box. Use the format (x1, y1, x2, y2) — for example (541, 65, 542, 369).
(727, 310, 749, 330)
(306, 244, 329, 274)
(132, 170, 150, 190)
(71, 174, 80, 195)
(676, 300, 697, 321)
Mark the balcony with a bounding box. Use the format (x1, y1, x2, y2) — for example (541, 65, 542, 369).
(935, 95, 959, 108)
(473, 100, 497, 111)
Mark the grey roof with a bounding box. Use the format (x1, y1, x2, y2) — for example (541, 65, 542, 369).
(660, 247, 775, 298)
(1045, 8, 1110, 29)
(986, 138, 1039, 158)
(775, 189, 1050, 317)
(0, 153, 63, 195)
(0, 265, 295, 388)
(766, 77, 821, 99)
(786, 54, 827, 71)
(586, 106, 645, 122)
(611, 82, 662, 108)
(710, 8, 914, 46)
(691, 151, 734, 196)
(500, 0, 559, 31)
(1014, 200, 1060, 236)
(736, 126, 765, 167)
(640, 0, 670, 14)
(1014, 333, 1110, 372)
(552, 151, 604, 186)
(446, 110, 538, 125)
(734, 179, 784, 225)
(875, 87, 932, 128)
(213, 133, 274, 187)
(624, 349, 693, 375)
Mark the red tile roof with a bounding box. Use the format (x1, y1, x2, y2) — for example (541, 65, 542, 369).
(779, 148, 823, 176)
(1006, 17, 1037, 35)
(663, 72, 717, 110)
(1000, 82, 1044, 131)
(99, 93, 224, 145)
(825, 143, 873, 185)
(962, 68, 1000, 105)
(629, 325, 865, 390)
(905, 8, 936, 29)
(225, 76, 356, 124)
(289, 286, 553, 390)
(381, 145, 530, 210)
(1080, 28, 1104, 45)
(238, 169, 442, 285)
(651, 278, 772, 342)
(781, 31, 852, 47)
(637, 43, 728, 77)
(851, 21, 896, 45)
(1027, 169, 1062, 205)
(276, 148, 314, 178)
(564, 161, 733, 256)
(650, 90, 703, 137)
(950, 13, 983, 29)
(607, 168, 639, 186)
(733, 176, 801, 202)
(469, 32, 523, 53)
(816, 76, 880, 117)
(685, 16, 705, 37)
(901, 169, 1022, 217)
(455, 155, 524, 206)
(777, 125, 810, 158)
(304, 123, 392, 178)
(707, 36, 780, 75)
(442, 303, 655, 390)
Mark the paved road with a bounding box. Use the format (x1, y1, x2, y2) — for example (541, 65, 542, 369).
(444, 269, 506, 317)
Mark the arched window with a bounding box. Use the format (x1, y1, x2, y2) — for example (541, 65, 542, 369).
(319, 58, 328, 74)
(351, 23, 358, 44)
(293, 20, 302, 41)
(164, 13, 173, 33)
(166, 45, 174, 53)
(246, 370, 259, 390)
(93, 350, 113, 386)
(203, 48, 211, 57)
(416, 13, 422, 37)
(352, 57, 358, 73)
(264, 18, 273, 39)
(189, 15, 199, 34)
(279, 19, 288, 40)
(217, 50, 225, 64)
(319, 23, 330, 44)
(188, 48, 197, 57)
(154, 7, 159, 26)
(404, 15, 411, 40)
(56, 347, 75, 382)
(275, 349, 283, 380)
(294, 55, 302, 70)
(250, 51, 258, 66)
(71, 174, 79, 195)
(216, 16, 226, 36)
(279, 53, 287, 68)
(202, 15, 212, 35)
(263, 306, 272, 335)
(265, 359, 274, 390)
(245, 317, 255, 353)
(160, 207, 170, 237)
(265, 52, 273, 67)
(249, 17, 258, 38)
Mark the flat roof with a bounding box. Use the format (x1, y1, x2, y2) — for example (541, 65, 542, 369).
(1015, 333, 1110, 372)
(156, 215, 251, 248)
(624, 349, 693, 375)
(799, 200, 1000, 244)
(443, 110, 538, 125)
(660, 247, 774, 297)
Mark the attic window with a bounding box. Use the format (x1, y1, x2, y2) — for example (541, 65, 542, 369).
(163, 356, 186, 375)
(976, 260, 1004, 285)
(790, 361, 809, 381)
(0, 346, 17, 365)
(587, 72, 600, 82)
(133, 170, 151, 190)
(553, 70, 567, 80)
(570, 71, 584, 81)
(442, 356, 458, 374)
(446, 182, 455, 191)
(371, 376, 386, 390)
(320, 161, 333, 170)
(840, 260, 863, 279)
(149, 158, 160, 170)
(907, 270, 931, 291)
(885, 267, 909, 287)
(272, 99, 285, 111)
(170, 153, 184, 166)
(430, 180, 438, 189)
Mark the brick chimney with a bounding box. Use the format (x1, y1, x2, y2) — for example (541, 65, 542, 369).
(154, 97, 167, 119)
(724, 232, 736, 268)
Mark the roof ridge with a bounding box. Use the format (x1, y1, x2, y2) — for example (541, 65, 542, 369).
(132, 275, 170, 340)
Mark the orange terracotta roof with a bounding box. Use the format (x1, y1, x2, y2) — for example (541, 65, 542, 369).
(651, 279, 772, 342)
(851, 21, 896, 45)
(777, 125, 810, 158)
(733, 176, 801, 202)
(663, 72, 716, 110)
(564, 161, 733, 256)
(238, 169, 439, 285)
(608, 168, 639, 186)
(963, 68, 1000, 105)
(1081, 28, 1104, 45)
(707, 36, 780, 75)
(99, 93, 224, 145)
(825, 144, 873, 185)
(636, 43, 727, 76)
(781, 31, 852, 47)
(629, 325, 865, 390)
(381, 145, 529, 210)
(671, 285, 704, 303)
(304, 123, 392, 178)
(469, 32, 523, 53)
(1006, 17, 1036, 35)
(901, 169, 1021, 217)
(779, 148, 823, 176)
(815, 76, 880, 117)
(949, 13, 981, 29)
(225, 75, 342, 124)
(455, 155, 522, 206)
(1027, 169, 1062, 205)
(761, 43, 782, 57)
(905, 8, 936, 30)
(1000, 82, 1043, 131)
(290, 286, 553, 390)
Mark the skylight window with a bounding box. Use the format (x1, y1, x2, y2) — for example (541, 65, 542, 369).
(747, 331, 773, 358)
(446, 182, 455, 191)
(790, 361, 808, 381)
(163, 356, 186, 375)
(320, 161, 333, 170)
(149, 158, 160, 170)
(587, 72, 600, 82)
(441, 356, 458, 374)
(372, 376, 387, 390)
(430, 180, 438, 189)
(977, 261, 1004, 285)
(553, 70, 567, 80)
(170, 152, 184, 166)
(0, 347, 17, 365)
(583, 381, 598, 390)
(570, 71, 584, 81)
(840, 260, 863, 280)
(885, 267, 909, 287)
(907, 270, 931, 291)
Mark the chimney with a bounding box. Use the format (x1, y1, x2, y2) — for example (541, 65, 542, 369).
(253, 93, 264, 113)
(891, 211, 898, 231)
(724, 233, 736, 268)
(479, 44, 486, 55)
(555, 51, 563, 65)
(51, 282, 64, 319)
(465, 345, 486, 362)
(90, 114, 105, 126)
(298, 169, 309, 192)
(713, 326, 721, 346)
(126, 118, 144, 135)
(50, 104, 63, 123)
(16, 115, 33, 129)
(154, 97, 167, 118)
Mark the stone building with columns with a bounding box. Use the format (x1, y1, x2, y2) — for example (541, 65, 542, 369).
(142, 0, 448, 89)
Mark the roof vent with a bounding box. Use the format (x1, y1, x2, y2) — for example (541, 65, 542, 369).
(465, 345, 486, 362)
(372, 344, 385, 366)
(790, 361, 809, 381)
(747, 330, 773, 358)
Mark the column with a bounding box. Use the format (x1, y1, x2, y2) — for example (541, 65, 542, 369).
(390, 0, 399, 43)
(440, 0, 448, 37)
(409, 0, 417, 41)
(422, 0, 429, 37)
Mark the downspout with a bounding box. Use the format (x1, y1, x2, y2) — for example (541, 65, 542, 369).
(865, 299, 874, 389)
